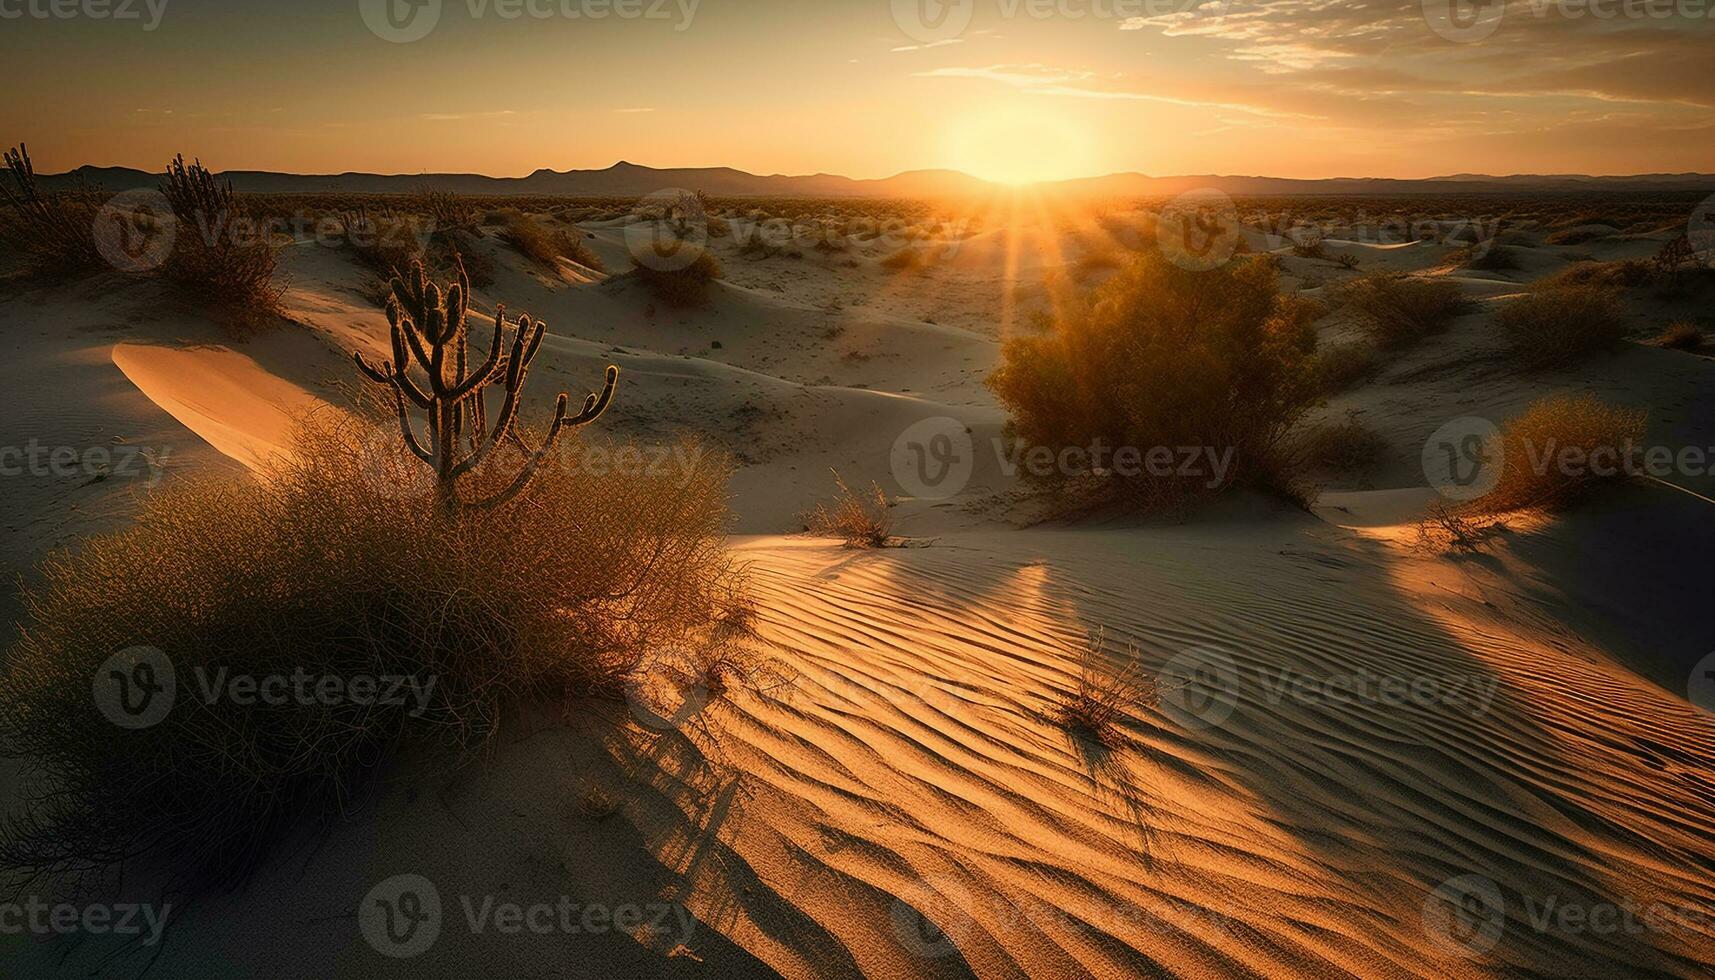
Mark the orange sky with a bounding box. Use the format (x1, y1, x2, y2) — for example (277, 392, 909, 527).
(2, 0, 1712, 181)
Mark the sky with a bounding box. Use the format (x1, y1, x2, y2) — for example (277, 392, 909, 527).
(1, 0, 1712, 182)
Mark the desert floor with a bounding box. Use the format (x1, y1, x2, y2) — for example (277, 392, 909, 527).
(2, 207, 1713, 978)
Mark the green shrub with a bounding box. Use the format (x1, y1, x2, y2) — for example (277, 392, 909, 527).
(985, 250, 1321, 508)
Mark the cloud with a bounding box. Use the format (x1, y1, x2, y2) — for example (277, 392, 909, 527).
(914, 63, 1315, 118)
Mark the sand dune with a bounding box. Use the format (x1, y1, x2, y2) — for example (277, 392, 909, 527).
(3, 211, 1713, 978)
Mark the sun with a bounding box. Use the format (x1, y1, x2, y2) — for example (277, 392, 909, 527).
(943, 105, 1099, 186)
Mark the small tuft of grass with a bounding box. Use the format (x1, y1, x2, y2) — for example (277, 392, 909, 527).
(1055, 630, 1154, 749)
(802, 469, 892, 548)
(1653, 321, 1703, 351)
(1310, 341, 1379, 394)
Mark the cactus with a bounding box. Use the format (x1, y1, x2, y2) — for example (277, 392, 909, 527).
(354, 257, 618, 508)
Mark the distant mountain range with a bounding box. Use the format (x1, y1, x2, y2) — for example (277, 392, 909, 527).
(38, 160, 1715, 198)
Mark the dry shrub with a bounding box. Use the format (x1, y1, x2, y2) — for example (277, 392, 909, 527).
(1415, 502, 1508, 554)
(802, 470, 892, 547)
(1056, 630, 1154, 749)
(630, 246, 721, 307)
(1474, 393, 1647, 513)
(0, 410, 740, 889)
(1546, 225, 1614, 246)
(1332, 273, 1468, 349)
(879, 246, 922, 271)
(1654, 321, 1703, 350)
(986, 250, 1321, 509)
(1452, 243, 1519, 271)
(159, 155, 283, 330)
(1310, 340, 1379, 393)
(1299, 413, 1388, 473)
(341, 209, 424, 278)
(0, 144, 103, 278)
(503, 212, 604, 273)
(1496, 281, 1626, 366)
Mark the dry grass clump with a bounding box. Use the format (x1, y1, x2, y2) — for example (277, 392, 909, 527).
(878, 246, 923, 271)
(1653, 321, 1703, 351)
(1310, 340, 1379, 394)
(629, 246, 721, 307)
(159, 155, 283, 329)
(1299, 413, 1389, 473)
(0, 410, 740, 890)
(1331, 273, 1468, 349)
(988, 250, 1321, 510)
(340, 208, 425, 278)
(1542, 259, 1653, 290)
(502, 211, 604, 273)
(1495, 281, 1626, 366)
(802, 470, 892, 548)
(1472, 393, 1646, 514)
(1545, 224, 1616, 246)
(1055, 631, 1154, 749)
(0, 143, 103, 278)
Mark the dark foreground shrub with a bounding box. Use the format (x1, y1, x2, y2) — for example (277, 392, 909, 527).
(1331, 273, 1467, 349)
(1496, 281, 1626, 366)
(630, 246, 722, 307)
(0, 411, 740, 889)
(986, 249, 1321, 508)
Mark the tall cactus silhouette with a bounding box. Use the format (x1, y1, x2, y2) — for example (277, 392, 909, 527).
(355, 257, 618, 507)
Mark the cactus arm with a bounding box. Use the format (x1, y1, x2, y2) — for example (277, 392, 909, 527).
(389, 385, 434, 463)
(449, 307, 507, 402)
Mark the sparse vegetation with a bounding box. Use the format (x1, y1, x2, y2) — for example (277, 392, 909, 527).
(502, 211, 605, 273)
(1331, 273, 1467, 349)
(803, 469, 892, 547)
(1310, 341, 1379, 393)
(1299, 413, 1389, 473)
(1496, 281, 1627, 367)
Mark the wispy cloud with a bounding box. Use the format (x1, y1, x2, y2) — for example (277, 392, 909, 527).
(915, 63, 1313, 119)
